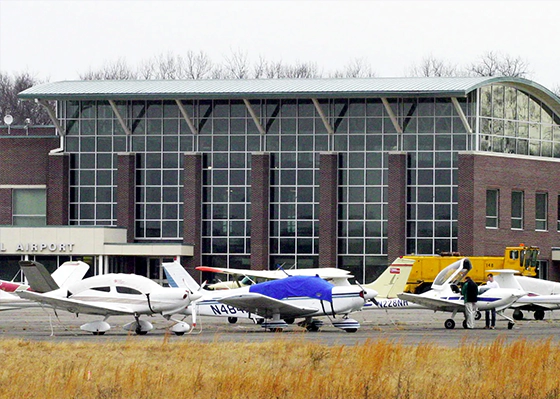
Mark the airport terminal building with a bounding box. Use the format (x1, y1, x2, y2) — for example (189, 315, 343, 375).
(2, 76, 560, 282)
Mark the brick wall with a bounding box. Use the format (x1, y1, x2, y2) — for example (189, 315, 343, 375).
(250, 153, 270, 270)
(319, 152, 338, 268)
(458, 152, 560, 277)
(116, 153, 136, 243)
(182, 153, 202, 271)
(0, 137, 59, 185)
(47, 153, 69, 225)
(387, 152, 407, 263)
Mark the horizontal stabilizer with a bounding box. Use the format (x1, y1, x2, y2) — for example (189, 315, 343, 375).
(19, 261, 59, 293)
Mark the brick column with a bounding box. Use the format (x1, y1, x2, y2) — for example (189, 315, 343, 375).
(183, 152, 202, 271)
(387, 152, 407, 262)
(250, 152, 270, 270)
(457, 152, 475, 256)
(319, 152, 338, 268)
(117, 153, 136, 243)
(47, 153, 69, 225)
(0, 189, 12, 224)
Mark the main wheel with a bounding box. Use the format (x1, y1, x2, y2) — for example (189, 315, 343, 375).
(462, 320, 468, 329)
(444, 319, 455, 329)
(92, 331, 105, 336)
(475, 311, 482, 320)
(513, 309, 523, 320)
(534, 309, 545, 320)
(306, 325, 320, 332)
(227, 317, 238, 324)
(508, 322, 514, 330)
(345, 328, 358, 333)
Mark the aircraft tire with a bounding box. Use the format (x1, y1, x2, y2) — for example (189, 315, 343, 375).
(345, 328, 358, 333)
(306, 325, 320, 332)
(444, 319, 455, 329)
(136, 330, 148, 335)
(174, 331, 185, 336)
(508, 322, 514, 330)
(227, 317, 238, 324)
(513, 309, 523, 320)
(92, 331, 105, 336)
(475, 311, 482, 320)
(534, 310, 545, 320)
(462, 320, 468, 329)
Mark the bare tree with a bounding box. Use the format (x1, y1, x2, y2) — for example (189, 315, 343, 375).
(184, 50, 214, 79)
(80, 58, 138, 80)
(552, 85, 560, 98)
(466, 51, 530, 78)
(408, 55, 458, 77)
(331, 58, 376, 78)
(223, 49, 251, 79)
(0, 71, 51, 126)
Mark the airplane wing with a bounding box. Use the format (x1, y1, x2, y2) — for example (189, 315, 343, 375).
(197, 266, 353, 280)
(398, 293, 465, 312)
(217, 293, 319, 319)
(17, 291, 136, 316)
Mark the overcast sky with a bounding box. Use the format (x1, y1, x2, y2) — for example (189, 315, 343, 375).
(0, 0, 558, 89)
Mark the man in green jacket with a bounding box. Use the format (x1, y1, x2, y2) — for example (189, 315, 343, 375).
(461, 276, 478, 329)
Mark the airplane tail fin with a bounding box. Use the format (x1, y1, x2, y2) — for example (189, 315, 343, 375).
(162, 261, 200, 291)
(18, 260, 60, 293)
(364, 258, 415, 298)
(488, 269, 523, 290)
(51, 261, 90, 288)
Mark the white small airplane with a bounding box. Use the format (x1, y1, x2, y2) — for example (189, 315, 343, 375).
(0, 260, 90, 311)
(398, 258, 526, 329)
(490, 270, 560, 321)
(196, 265, 354, 289)
(16, 260, 201, 335)
(164, 258, 415, 332)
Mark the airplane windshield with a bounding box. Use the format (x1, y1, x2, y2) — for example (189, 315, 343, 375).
(433, 259, 472, 287)
(240, 276, 255, 285)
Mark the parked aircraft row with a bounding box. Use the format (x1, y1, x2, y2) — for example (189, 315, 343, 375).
(2, 256, 560, 336)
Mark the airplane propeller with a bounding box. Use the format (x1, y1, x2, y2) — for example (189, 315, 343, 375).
(355, 280, 379, 306)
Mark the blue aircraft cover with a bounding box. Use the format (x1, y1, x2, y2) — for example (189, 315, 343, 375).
(249, 275, 334, 302)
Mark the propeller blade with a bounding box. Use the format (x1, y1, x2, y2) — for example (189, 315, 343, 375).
(192, 303, 197, 328)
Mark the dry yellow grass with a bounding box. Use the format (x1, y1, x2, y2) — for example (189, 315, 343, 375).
(0, 336, 557, 399)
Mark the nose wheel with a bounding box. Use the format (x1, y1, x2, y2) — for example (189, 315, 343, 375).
(444, 319, 455, 329)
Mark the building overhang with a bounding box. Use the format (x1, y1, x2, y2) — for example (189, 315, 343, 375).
(0, 227, 193, 257)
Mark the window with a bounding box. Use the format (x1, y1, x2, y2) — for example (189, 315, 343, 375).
(511, 191, 524, 229)
(535, 192, 548, 231)
(13, 189, 46, 226)
(116, 286, 142, 295)
(486, 189, 499, 228)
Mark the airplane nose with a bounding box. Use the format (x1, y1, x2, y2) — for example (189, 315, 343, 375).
(363, 288, 378, 300)
(188, 290, 203, 301)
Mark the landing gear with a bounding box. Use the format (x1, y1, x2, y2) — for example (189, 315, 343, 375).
(513, 309, 524, 320)
(475, 311, 482, 320)
(534, 309, 546, 320)
(508, 322, 514, 330)
(444, 319, 456, 329)
(462, 319, 468, 329)
(227, 317, 238, 324)
(123, 317, 153, 335)
(332, 317, 360, 332)
(298, 318, 323, 332)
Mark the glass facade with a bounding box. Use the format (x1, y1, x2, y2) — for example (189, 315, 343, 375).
(57, 82, 560, 273)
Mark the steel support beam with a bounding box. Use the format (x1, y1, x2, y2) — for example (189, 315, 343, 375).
(451, 97, 473, 134)
(311, 98, 335, 135)
(381, 98, 403, 134)
(109, 100, 132, 135)
(37, 99, 65, 136)
(243, 99, 266, 135)
(175, 99, 198, 135)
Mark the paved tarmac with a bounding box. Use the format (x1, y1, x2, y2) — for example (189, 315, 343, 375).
(1, 307, 560, 346)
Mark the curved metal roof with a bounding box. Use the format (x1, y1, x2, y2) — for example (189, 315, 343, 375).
(18, 76, 560, 114)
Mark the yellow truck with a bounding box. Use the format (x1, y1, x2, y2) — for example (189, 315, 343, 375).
(402, 244, 539, 294)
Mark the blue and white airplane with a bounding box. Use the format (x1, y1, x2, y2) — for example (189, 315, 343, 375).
(163, 258, 414, 332)
(398, 258, 526, 330)
(164, 261, 380, 332)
